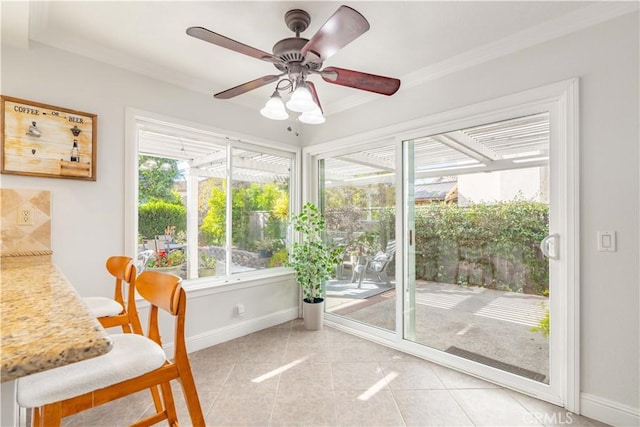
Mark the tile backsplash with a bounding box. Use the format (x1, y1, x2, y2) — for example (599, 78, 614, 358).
(1, 188, 51, 257)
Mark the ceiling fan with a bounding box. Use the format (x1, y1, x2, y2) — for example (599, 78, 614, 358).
(186, 5, 401, 123)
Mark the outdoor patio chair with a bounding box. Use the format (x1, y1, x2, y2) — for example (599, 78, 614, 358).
(353, 240, 396, 288)
(136, 249, 155, 273)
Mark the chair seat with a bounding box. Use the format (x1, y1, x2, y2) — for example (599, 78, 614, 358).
(17, 333, 167, 408)
(83, 296, 123, 317)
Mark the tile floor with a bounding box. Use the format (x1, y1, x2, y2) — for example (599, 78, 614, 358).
(62, 320, 607, 426)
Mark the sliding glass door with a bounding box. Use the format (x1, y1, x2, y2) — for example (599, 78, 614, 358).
(318, 144, 397, 333)
(315, 81, 578, 408)
(404, 113, 553, 384)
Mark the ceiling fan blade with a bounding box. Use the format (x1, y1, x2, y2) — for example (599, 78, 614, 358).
(186, 26, 281, 64)
(214, 75, 281, 99)
(307, 81, 323, 113)
(321, 67, 401, 96)
(301, 6, 370, 63)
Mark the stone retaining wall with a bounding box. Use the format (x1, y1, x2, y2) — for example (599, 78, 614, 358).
(204, 246, 269, 269)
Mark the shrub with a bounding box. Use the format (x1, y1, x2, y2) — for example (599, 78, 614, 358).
(412, 200, 549, 295)
(138, 199, 186, 239)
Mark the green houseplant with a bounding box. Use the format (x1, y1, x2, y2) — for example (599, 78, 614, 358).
(199, 252, 217, 277)
(286, 202, 342, 330)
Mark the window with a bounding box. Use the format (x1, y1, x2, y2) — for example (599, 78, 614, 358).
(134, 117, 295, 282)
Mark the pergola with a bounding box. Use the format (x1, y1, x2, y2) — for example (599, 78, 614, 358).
(138, 112, 549, 187)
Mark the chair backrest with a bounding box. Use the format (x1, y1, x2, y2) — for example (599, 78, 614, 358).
(385, 240, 396, 256)
(154, 235, 172, 252)
(135, 270, 204, 425)
(104, 255, 143, 334)
(136, 271, 186, 351)
(368, 240, 396, 273)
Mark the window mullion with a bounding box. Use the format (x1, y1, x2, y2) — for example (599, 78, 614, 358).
(225, 143, 233, 277)
(186, 168, 199, 279)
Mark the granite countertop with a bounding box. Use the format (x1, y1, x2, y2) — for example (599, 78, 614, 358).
(1, 263, 113, 382)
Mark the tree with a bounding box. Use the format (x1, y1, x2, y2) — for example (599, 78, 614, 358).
(200, 182, 289, 249)
(138, 156, 181, 204)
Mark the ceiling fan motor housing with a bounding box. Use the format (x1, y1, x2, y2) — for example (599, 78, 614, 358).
(273, 9, 323, 75)
(272, 38, 322, 73)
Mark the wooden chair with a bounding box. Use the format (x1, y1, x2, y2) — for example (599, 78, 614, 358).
(82, 256, 143, 334)
(17, 271, 205, 427)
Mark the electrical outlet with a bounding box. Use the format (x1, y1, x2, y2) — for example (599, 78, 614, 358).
(18, 208, 33, 226)
(236, 303, 245, 317)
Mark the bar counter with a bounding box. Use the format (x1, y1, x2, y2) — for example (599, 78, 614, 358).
(1, 262, 113, 382)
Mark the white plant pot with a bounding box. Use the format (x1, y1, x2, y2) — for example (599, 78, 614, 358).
(303, 298, 324, 330)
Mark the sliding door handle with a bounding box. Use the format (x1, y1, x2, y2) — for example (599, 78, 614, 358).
(540, 234, 559, 259)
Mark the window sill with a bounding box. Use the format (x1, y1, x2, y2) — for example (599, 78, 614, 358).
(181, 267, 295, 297)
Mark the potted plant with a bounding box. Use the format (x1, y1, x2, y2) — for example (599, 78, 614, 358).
(256, 239, 274, 258)
(199, 252, 217, 277)
(147, 250, 185, 276)
(286, 202, 343, 330)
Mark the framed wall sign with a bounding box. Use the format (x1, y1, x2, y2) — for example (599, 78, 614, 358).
(1, 96, 97, 180)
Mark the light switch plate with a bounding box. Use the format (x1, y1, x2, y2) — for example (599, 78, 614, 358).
(597, 231, 616, 252)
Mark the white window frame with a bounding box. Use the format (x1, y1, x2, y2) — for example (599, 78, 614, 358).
(124, 108, 300, 288)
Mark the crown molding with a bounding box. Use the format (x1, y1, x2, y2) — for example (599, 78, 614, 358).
(327, 1, 639, 115)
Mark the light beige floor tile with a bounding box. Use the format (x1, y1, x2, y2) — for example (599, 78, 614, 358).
(222, 363, 283, 391)
(450, 388, 543, 426)
(334, 390, 405, 426)
(206, 390, 275, 426)
(332, 362, 387, 391)
(283, 340, 333, 363)
(393, 389, 474, 426)
(379, 361, 446, 390)
(507, 390, 610, 427)
(250, 327, 292, 341)
(278, 361, 334, 392)
(271, 389, 337, 426)
(190, 338, 252, 364)
(431, 364, 501, 389)
(330, 340, 399, 362)
(56, 320, 611, 427)
(138, 382, 217, 427)
(61, 390, 152, 427)
(235, 342, 288, 363)
(189, 361, 234, 393)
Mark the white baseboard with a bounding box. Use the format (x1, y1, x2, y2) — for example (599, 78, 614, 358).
(163, 307, 299, 358)
(581, 393, 640, 426)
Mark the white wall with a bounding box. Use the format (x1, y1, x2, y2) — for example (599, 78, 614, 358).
(308, 11, 640, 424)
(458, 167, 546, 204)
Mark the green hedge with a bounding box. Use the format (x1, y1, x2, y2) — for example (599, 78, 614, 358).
(138, 199, 186, 239)
(348, 201, 548, 295)
(413, 201, 549, 295)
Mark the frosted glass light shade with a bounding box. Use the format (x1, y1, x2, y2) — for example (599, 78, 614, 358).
(299, 106, 325, 124)
(286, 86, 316, 113)
(260, 94, 288, 120)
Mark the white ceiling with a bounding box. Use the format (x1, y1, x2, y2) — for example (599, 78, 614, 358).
(3, 1, 635, 117)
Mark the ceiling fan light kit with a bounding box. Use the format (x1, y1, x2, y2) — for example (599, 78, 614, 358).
(187, 5, 401, 125)
(285, 83, 316, 113)
(260, 91, 289, 121)
(299, 106, 326, 125)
